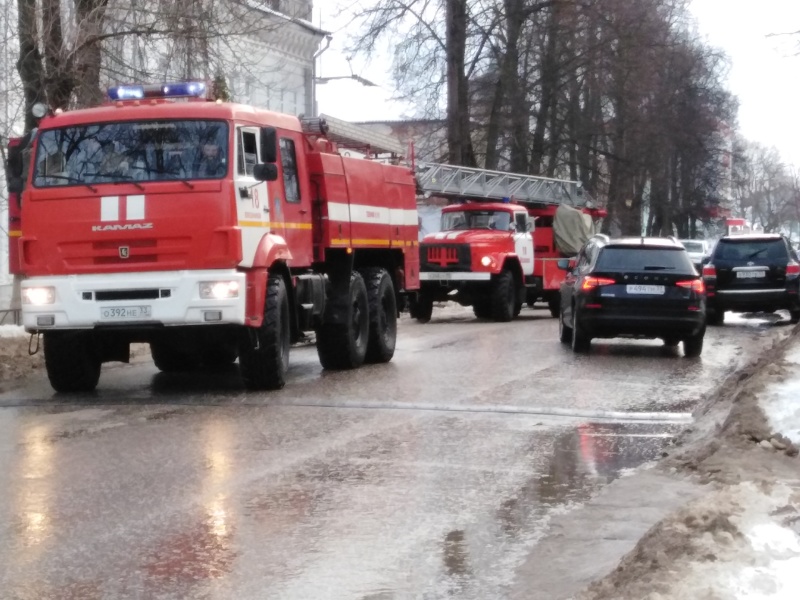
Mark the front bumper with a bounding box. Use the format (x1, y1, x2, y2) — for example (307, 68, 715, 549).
(21, 270, 246, 331)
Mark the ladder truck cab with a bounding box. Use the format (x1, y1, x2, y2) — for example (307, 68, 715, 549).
(412, 163, 604, 322)
(15, 82, 419, 393)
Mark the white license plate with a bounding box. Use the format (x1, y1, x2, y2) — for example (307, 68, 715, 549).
(626, 284, 665, 295)
(101, 306, 152, 320)
(737, 271, 766, 279)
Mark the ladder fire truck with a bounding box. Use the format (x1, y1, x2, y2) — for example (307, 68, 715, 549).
(8, 82, 419, 393)
(411, 163, 605, 322)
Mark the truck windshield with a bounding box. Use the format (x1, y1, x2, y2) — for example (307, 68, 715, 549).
(33, 120, 229, 187)
(441, 210, 511, 231)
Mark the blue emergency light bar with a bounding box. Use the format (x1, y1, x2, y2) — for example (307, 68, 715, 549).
(107, 81, 208, 101)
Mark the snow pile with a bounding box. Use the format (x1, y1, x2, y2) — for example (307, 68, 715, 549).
(761, 346, 800, 445)
(579, 483, 800, 600)
(667, 483, 800, 600)
(0, 324, 25, 338)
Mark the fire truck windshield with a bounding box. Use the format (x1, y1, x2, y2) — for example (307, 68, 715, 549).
(33, 120, 229, 187)
(441, 210, 512, 231)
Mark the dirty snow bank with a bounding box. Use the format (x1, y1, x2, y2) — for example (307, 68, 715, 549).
(576, 326, 800, 600)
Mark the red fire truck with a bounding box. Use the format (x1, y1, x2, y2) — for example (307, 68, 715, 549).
(10, 82, 419, 392)
(412, 163, 604, 321)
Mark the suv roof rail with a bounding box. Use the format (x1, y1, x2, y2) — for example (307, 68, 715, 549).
(590, 233, 610, 243)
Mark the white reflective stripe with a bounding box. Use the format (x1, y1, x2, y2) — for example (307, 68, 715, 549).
(328, 202, 350, 221)
(390, 208, 419, 226)
(126, 195, 145, 220)
(101, 196, 119, 222)
(328, 202, 417, 226)
(419, 272, 491, 281)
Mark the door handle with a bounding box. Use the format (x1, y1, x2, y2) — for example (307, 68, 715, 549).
(299, 209, 308, 215)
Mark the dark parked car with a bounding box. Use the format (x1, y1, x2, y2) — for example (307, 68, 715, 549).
(558, 235, 706, 356)
(702, 233, 800, 325)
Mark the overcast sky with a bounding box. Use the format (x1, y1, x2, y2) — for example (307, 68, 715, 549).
(314, 1, 800, 168)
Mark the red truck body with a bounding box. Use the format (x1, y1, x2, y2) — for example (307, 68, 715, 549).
(15, 84, 419, 392)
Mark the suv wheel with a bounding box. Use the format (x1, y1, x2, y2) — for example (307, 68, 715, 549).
(707, 307, 724, 326)
(571, 308, 591, 353)
(559, 305, 572, 344)
(683, 329, 705, 357)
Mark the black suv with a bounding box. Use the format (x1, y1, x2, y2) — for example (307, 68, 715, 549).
(702, 233, 800, 325)
(558, 236, 706, 356)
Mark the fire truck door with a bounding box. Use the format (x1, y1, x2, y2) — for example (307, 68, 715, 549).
(513, 212, 535, 276)
(235, 126, 270, 268)
(274, 135, 312, 266)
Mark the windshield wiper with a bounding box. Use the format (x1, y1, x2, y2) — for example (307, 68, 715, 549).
(94, 172, 145, 191)
(643, 266, 674, 270)
(747, 248, 768, 259)
(40, 174, 98, 192)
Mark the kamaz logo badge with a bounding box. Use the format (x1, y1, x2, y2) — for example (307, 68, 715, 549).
(92, 223, 153, 232)
(93, 194, 151, 233)
(428, 247, 459, 267)
(119, 246, 130, 259)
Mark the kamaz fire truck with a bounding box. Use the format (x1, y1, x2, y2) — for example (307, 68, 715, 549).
(9, 82, 419, 392)
(411, 163, 605, 322)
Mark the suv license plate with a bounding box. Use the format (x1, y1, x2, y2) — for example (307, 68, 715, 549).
(737, 271, 766, 279)
(101, 306, 152, 320)
(626, 285, 665, 295)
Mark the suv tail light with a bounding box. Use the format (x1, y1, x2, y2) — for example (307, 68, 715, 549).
(676, 279, 705, 293)
(702, 264, 716, 278)
(581, 276, 616, 291)
(786, 261, 800, 276)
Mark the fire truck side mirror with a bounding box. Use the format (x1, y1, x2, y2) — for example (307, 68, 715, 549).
(261, 127, 277, 163)
(253, 163, 279, 182)
(7, 176, 23, 194)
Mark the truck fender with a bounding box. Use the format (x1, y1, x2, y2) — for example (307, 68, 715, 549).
(242, 234, 293, 328)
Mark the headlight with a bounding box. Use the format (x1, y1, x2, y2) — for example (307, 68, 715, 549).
(22, 286, 56, 305)
(480, 256, 495, 268)
(199, 281, 240, 299)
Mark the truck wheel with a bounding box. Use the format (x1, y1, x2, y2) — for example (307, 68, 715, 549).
(317, 271, 369, 369)
(361, 268, 397, 363)
(473, 296, 492, 319)
(491, 270, 515, 322)
(571, 308, 591, 353)
(411, 289, 434, 323)
(44, 331, 101, 393)
(547, 294, 560, 318)
(683, 329, 705, 357)
(150, 339, 200, 372)
(239, 273, 291, 390)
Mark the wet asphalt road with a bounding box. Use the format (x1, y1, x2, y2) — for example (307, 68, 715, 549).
(0, 306, 789, 599)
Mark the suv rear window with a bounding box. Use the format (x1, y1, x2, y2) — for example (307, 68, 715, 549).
(595, 247, 694, 272)
(714, 239, 787, 262)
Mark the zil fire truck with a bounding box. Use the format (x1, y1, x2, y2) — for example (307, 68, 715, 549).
(411, 163, 605, 322)
(9, 82, 419, 392)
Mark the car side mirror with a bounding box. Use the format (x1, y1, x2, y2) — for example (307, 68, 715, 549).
(260, 127, 277, 164)
(253, 163, 278, 182)
(701, 256, 710, 265)
(526, 221, 533, 232)
(508, 222, 517, 233)
(557, 258, 572, 270)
